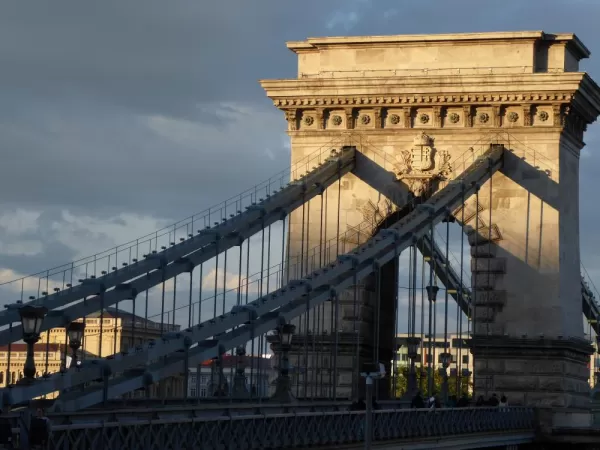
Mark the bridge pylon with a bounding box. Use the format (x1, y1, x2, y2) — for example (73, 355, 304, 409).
(262, 31, 600, 408)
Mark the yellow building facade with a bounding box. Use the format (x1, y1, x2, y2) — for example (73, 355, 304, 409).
(2, 308, 184, 398)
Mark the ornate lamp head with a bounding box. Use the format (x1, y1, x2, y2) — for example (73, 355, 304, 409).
(19, 305, 48, 339)
(426, 285, 439, 303)
(277, 324, 295, 347)
(67, 321, 86, 349)
(406, 337, 420, 359)
(440, 352, 452, 369)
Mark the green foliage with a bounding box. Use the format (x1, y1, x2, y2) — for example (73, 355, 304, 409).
(392, 365, 473, 399)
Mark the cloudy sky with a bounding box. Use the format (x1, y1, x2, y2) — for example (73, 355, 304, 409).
(1, 1, 600, 337)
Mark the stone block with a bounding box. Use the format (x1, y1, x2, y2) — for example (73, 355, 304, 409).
(494, 375, 539, 391)
(527, 392, 568, 408)
(467, 226, 501, 246)
(472, 290, 507, 306)
(339, 373, 353, 384)
(563, 378, 590, 394)
(504, 392, 527, 406)
(565, 360, 591, 378)
(474, 322, 504, 336)
(471, 244, 497, 258)
(471, 257, 506, 273)
(471, 273, 502, 289)
(538, 376, 566, 391)
(474, 306, 495, 322)
(474, 359, 505, 374)
(474, 377, 491, 391)
(504, 360, 529, 374)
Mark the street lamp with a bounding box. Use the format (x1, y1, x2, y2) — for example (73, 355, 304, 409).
(425, 285, 438, 396)
(210, 356, 228, 397)
(67, 321, 86, 369)
(406, 337, 420, 396)
(271, 323, 295, 403)
(360, 362, 385, 450)
(18, 305, 48, 385)
(439, 352, 452, 404)
(425, 285, 439, 303)
(232, 345, 249, 398)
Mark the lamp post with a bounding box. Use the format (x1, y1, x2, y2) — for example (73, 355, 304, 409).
(17, 305, 48, 385)
(67, 321, 86, 369)
(232, 345, 249, 398)
(210, 356, 228, 397)
(439, 352, 452, 404)
(271, 323, 295, 403)
(360, 362, 384, 450)
(406, 337, 420, 397)
(425, 285, 438, 396)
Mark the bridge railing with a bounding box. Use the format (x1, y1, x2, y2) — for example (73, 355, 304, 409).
(42, 406, 535, 450)
(0, 134, 353, 316)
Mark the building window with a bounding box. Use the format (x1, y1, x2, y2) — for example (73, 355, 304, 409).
(462, 355, 469, 365)
(200, 388, 207, 398)
(191, 388, 197, 397)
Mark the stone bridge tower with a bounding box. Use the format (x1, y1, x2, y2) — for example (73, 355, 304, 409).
(261, 31, 600, 407)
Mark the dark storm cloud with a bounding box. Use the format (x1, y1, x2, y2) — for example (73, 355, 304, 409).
(1, 0, 600, 291)
(0, 1, 354, 117)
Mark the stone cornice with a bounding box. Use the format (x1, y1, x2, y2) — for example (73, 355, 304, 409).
(263, 73, 598, 146)
(571, 74, 600, 123)
(261, 73, 600, 123)
(270, 92, 575, 107)
(260, 73, 588, 94)
(285, 128, 565, 138)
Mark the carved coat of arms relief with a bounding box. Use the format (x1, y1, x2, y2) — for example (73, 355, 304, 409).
(394, 131, 453, 196)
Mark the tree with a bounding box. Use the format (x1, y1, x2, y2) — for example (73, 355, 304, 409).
(392, 365, 473, 399)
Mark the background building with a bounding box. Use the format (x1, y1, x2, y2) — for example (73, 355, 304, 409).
(0, 343, 63, 387)
(188, 354, 272, 398)
(393, 333, 473, 396)
(32, 308, 184, 398)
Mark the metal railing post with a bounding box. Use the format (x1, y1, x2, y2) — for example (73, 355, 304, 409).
(364, 375, 373, 450)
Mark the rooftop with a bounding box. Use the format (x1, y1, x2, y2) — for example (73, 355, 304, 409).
(0, 343, 62, 352)
(86, 307, 180, 331)
(287, 31, 590, 59)
(193, 354, 272, 370)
